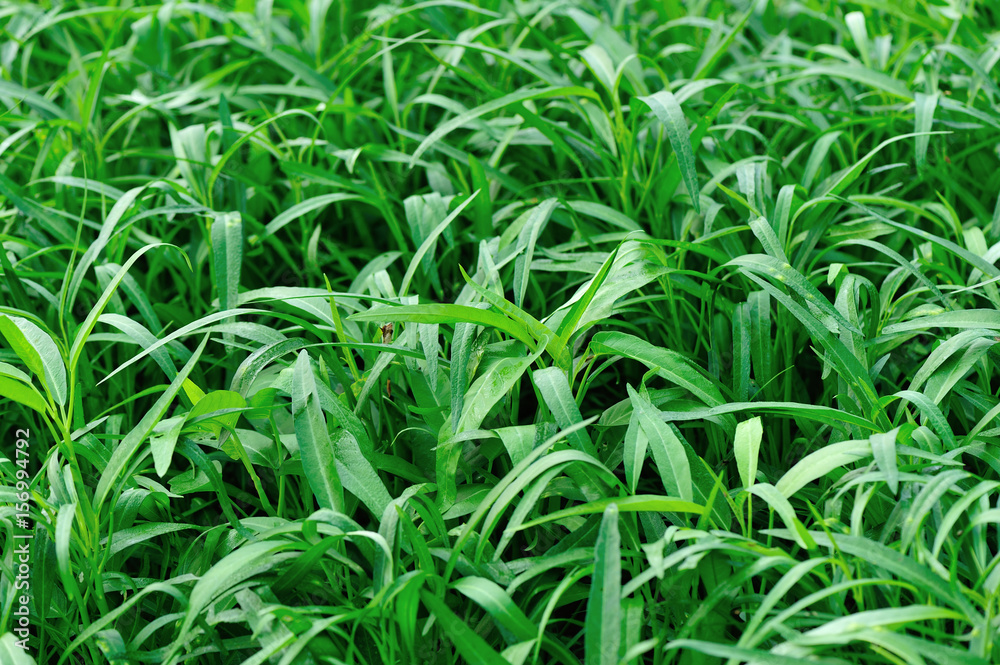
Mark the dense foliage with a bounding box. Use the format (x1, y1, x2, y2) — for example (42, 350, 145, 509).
(3, 0, 1000, 663)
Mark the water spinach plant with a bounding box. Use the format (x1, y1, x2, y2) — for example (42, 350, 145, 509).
(2, 1, 1000, 664)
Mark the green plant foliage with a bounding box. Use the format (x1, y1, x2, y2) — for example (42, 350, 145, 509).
(3, 1, 1000, 664)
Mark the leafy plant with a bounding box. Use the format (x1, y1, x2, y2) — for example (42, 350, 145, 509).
(2, 1, 1000, 664)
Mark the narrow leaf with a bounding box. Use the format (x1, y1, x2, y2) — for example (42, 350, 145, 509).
(585, 504, 621, 665)
(292, 351, 345, 512)
(639, 90, 701, 212)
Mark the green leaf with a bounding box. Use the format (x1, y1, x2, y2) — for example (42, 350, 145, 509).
(533, 366, 595, 456)
(748, 482, 816, 550)
(231, 338, 309, 396)
(516, 495, 704, 530)
(592, 331, 735, 433)
(513, 198, 558, 309)
(0, 632, 37, 665)
(585, 504, 621, 665)
(775, 439, 872, 498)
(210, 211, 243, 311)
(449, 320, 480, 433)
(97, 314, 181, 383)
(914, 92, 939, 171)
(639, 90, 701, 213)
(350, 303, 536, 350)
(627, 384, 693, 502)
(623, 406, 649, 495)
(292, 351, 345, 512)
(734, 416, 762, 490)
(251, 193, 360, 246)
(732, 302, 751, 402)
(0, 80, 66, 119)
(564, 200, 639, 231)
(747, 291, 773, 399)
(654, 400, 878, 434)
(869, 427, 900, 495)
(105, 522, 197, 557)
(332, 429, 392, 517)
(882, 309, 1000, 336)
(691, 5, 754, 81)
(465, 441, 609, 566)
(547, 242, 661, 347)
(0, 314, 66, 406)
(900, 469, 967, 552)
(185, 390, 245, 439)
(0, 374, 48, 414)
(452, 577, 536, 644)
(150, 415, 186, 478)
(738, 272, 883, 425)
(409, 85, 599, 166)
(798, 63, 912, 99)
